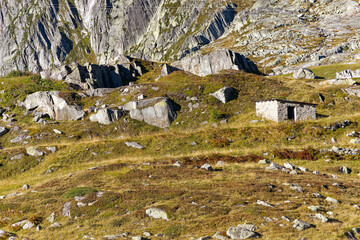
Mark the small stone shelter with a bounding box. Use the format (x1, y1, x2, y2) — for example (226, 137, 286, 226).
(255, 99, 316, 122)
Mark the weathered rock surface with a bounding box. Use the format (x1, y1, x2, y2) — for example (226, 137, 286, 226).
(145, 207, 168, 220)
(293, 68, 315, 79)
(337, 69, 360, 79)
(26, 147, 43, 157)
(23, 91, 85, 121)
(62, 202, 71, 218)
(0, 229, 8, 238)
(226, 224, 260, 239)
(89, 109, 124, 125)
(0, 0, 238, 75)
(172, 49, 259, 76)
(123, 97, 177, 128)
(210, 87, 237, 103)
(0, 126, 9, 137)
(41, 63, 125, 90)
(292, 219, 315, 230)
(340, 166, 352, 174)
(125, 142, 145, 149)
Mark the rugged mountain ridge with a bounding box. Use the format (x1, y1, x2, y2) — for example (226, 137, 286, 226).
(0, 0, 239, 76)
(1, 0, 360, 77)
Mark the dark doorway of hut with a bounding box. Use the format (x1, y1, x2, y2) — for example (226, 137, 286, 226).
(288, 106, 295, 120)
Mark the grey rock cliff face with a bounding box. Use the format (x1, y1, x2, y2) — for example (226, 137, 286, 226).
(0, 0, 239, 76)
(2, 0, 360, 77)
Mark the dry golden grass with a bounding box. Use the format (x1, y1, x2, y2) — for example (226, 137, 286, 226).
(2, 68, 360, 239)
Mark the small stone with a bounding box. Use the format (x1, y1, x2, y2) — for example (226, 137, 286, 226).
(340, 166, 351, 174)
(326, 211, 334, 217)
(298, 166, 308, 172)
(212, 231, 230, 239)
(282, 216, 291, 222)
(312, 171, 320, 175)
(145, 207, 168, 220)
(46, 147, 57, 153)
(0, 126, 9, 137)
(312, 193, 324, 198)
(196, 237, 212, 240)
(47, 212, 55, 223)
(26, 146, 43, 156)
(10, 154, 24, 160)
(263, 217, 272, 222)
(289, 170, 298, 175)
(201, 164, 213, 171)
(265, 162, 283, 170)
(258, 159, 270, 164)
(257, 200, 273, 207)
(62, 202, 71, 217)
(53, 129, 63, 134)
(353, 205, 360, 210)
(284, 162, 295, 170)
(132, 237, 147, 240)
(314, 213, 328, 223)
(216, 161, 225, 166)
(50, 222, 61, 228)
(325, 197, 340, 204)
(125, 142, 145, 149)
(292, 219, 315, 230)
(350, 138, 360, 144)
(36, 225, 42, 231)
(173, 161, 181, 167)
(308, 206, 322, 211)
(22, 220, 34, 229)
(352, 228, 360, 235)
(22, 184, 30, 190)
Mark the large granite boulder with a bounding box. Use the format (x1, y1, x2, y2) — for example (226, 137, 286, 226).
(123, 97, 177, 128)
(210, 86, 237, 103)
(293, 68, 315, 79)
(89, 108, 124, 125)
(23, 91, 85, 121)
(171, 49, 259, 76)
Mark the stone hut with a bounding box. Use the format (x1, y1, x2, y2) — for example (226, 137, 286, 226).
(255, 99, 316, 122)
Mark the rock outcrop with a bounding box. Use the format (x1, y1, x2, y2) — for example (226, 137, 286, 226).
(123, 97, 177, 128)
(23, 91, 85, 121)
(41, 63, 129, 90)
(293, 68, 316, 79)
(89, 108, 124, 125)
(172, 49, 259, 76)
(210, 87, 237, 103)
(336, 69, 360, 79)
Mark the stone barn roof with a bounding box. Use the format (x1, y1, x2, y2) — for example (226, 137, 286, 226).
(255, 99, 317, 106)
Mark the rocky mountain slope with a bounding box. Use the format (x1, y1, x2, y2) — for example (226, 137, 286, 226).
(2, 0, 360, 77)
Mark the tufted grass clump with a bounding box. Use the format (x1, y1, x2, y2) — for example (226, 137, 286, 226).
(64, 187, 97, 199)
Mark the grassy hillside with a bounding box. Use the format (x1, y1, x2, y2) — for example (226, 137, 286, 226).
(1, 65, 360, 239)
